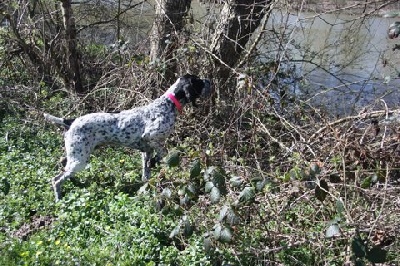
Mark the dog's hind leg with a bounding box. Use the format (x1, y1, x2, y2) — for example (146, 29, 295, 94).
(52, 171, 74, 201)
(52, 155, 89, 201)
(140, 141, 167, 182)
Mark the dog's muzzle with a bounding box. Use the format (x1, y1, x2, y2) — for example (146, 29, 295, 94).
(201, 79, 212, 98)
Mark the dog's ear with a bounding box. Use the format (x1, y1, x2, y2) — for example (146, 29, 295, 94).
(176, 74, 204, 107)
(183, 82, 198, 107)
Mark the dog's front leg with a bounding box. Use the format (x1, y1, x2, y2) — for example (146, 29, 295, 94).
(141, 151, 152, 181)
(153, 144, 167, 166)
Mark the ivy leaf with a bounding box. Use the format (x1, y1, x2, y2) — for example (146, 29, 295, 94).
(226, 209, 240, 225)
(166, 150, 180, 167)
(203, 233, 214, 254)
(361, 176, 372, 189)
(352, 237, 366, 258)
(183, 218, 194, 237)
(204, 166, 216, 182)
(329, 173, 342, 183)
(179, 195, 190, 206)
(238, 186, 256, 204)
(229, 175, 243, 188)
(210, 187, 221, 203)
(310, 162, 321, 175)
(213, 224, 232, 243)
(189, 160, 201, 179)
(219, 226, 233, 243)
(336, 199, 345, 216)
(1, 178, 10, 195)
(213, 224, 222, 239)
(186, 182, 197, 198)
(161, 187, 172, 198)
(315, 179, 329, 202)
(204, 167, 225, 185)
(205, 181, 214, 193)
(204, 166, 227, 195)
(326, 224, 340, 238)
(169, 224, 181, 239)
(255, 178, 269, 191)
(366, 247, 387, 263)
(178, 186, 186, 196)
(219, 205, 229, 221)
(212, 170, 226, 190)
(219, 205, 240, 225)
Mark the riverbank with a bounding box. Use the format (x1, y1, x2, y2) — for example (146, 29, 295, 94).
(283, 0, 400, 15)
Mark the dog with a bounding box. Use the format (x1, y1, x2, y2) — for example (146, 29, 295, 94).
(44, 74, 212, 201)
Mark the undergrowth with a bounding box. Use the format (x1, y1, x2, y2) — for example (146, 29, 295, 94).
(2, 0, 400, 264)
(1, 99, 399, 265)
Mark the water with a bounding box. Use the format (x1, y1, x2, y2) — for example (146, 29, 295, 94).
(79, 2, 400, 115)
(268, 12, 400, 115)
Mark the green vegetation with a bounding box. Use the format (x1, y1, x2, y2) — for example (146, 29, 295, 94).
(1, 105, 399, 265)
(1, 0, 400, 264)
(0, 112, 207, 265)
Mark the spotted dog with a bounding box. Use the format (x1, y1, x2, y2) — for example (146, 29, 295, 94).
(44, 74, 212, 201)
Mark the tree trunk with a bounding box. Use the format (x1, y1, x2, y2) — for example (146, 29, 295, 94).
(5, 3, 56, 88)
(209, 0, 273, 81)
(59, 0, 84, 93)
(150, 0, 191, 84)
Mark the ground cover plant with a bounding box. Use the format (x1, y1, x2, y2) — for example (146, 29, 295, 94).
(0, 109, 209, 265)
(1, 88, 399, 265)
(1, 0, 400, 265)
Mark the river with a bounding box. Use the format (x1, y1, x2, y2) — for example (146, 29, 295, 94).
(267, 11, 400, 115)
(85, 1, 400, 115)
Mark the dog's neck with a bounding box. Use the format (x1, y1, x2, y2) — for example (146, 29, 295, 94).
(165, 93, 182, 113)
(162, 78, 185, 113)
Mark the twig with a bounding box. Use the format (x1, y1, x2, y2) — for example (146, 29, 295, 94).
(237, 0, 279, 69)
(380, 99, 389, 149)
(254, 116, 292, 154)
(368, 163, 390, 241)
(308, 109, 400, 142)
(191, 37, 239, 76)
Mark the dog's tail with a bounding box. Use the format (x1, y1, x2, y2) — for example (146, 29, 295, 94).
(44, 113, 75, 129)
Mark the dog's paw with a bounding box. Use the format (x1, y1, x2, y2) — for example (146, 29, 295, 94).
(149, 157, 159, 168)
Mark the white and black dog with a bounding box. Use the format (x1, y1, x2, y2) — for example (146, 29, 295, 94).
(44, 74, 212, 201)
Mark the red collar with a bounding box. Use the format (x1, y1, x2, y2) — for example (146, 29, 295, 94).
(166, 93, 182, 113)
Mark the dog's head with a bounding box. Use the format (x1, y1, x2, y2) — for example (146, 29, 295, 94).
(168, 74, 212, 107)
